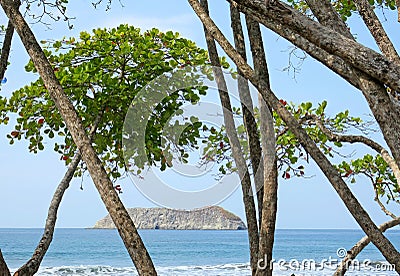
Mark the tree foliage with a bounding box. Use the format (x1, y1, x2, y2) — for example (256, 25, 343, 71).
(287, 0, 397, 20)
(0, 24, 209, 180)
(201, 99, 399, 203)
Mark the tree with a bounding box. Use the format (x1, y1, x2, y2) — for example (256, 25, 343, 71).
(0, 1, 208, 273)
(188, 0, 400, 273)
(0, 0, 155, 271)
(2, 24, 208, 179)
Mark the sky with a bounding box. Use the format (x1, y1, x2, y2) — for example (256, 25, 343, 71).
(0, 1, 399, 229)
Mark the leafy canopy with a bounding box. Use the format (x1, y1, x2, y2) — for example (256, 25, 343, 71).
(0, 24, 210, 180)
(201, 100, 399, 202)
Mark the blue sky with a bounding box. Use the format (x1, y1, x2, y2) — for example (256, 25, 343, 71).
(0, 1, 399, 229)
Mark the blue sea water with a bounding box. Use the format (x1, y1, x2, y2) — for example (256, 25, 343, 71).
(0, 228, 399, 275)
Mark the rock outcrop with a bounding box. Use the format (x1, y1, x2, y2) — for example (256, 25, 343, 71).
(93, 206, 246, 230)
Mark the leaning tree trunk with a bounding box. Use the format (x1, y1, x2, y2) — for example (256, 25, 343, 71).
(334, 216, 400, 276)
(200, 1, 259, 273)
(0, 1, 157, 275)
(188, 1, 400, 272)
(14, 114, 102, 276)
(0, 19, 14, 81)
(0, 250, 10, 276)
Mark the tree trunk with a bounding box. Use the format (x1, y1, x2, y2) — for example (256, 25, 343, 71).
(0, 20, 14, 81)
(397, 0, 400, 22)
(0, 1, 157, 275)
(14, 115, 102, 276)
(230, 4, 264, 229)
(188, 1, 400, 272)
(334, 216, 400, 276)
(200, 1, 259, 273)
(246, 16, 278, 276)
(256, 90, 277, 276)
(0, 250, 10, 276)
(353, 0, 400, 65)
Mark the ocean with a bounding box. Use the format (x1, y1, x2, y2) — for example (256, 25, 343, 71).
(0, 228, 399, 275)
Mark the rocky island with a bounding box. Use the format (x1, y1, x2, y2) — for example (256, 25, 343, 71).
(93, 206, 247, 230)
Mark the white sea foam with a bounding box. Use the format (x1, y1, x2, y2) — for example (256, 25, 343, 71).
(20, 263, 397, 276)
(32, 264, 251, 275)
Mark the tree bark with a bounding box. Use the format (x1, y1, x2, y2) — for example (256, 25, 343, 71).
(245, 15, 278, 276)
(231, 0, 400, 93)
(353, 0, 400, 65)
(188, 1, 400, 272)
(0, 20, 14, 81)
(233, 0, 400, 168)
(304, 0, 400, 169)
(14, 114, 102, 276)
(397, 0, 400, 22)
(334, 216, 400, 276)
(0, 1, 157, 275)
(236, 5, 361, 89)
(230, 4, 264, 229)
(200, 1, 259, 274)
(0, 250, 10, 276)
(256, 97, 277, 276)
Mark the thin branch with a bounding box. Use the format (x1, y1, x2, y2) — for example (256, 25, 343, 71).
(14, 113, 103, 276)
(374, 190, 397, 219)
(311, 115, 400, 184)
(334, 216, 400, 276)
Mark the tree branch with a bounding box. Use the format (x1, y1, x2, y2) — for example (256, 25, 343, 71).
(334, 216, 400, 276)
(374, 190, 397, 219)
(303, 0, 400, 185)
(395, 0, 400, 22)
(231, 0, 400, 92)
(239, 0, 400, 168)
(0, 20, 14, 81)
(353, 0, 400, 65)
(14, 113, 103, 276)
(310, 115, 400, 186)
(188, 0, 400, 271)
